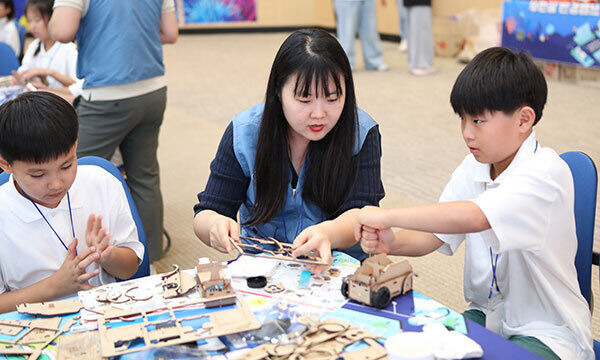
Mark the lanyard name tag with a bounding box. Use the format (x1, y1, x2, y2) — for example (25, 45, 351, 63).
(486, 247, 503, 334)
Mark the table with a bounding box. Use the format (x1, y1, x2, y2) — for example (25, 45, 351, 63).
(0, 291, 543, 360)
(343, 290, 542, 360)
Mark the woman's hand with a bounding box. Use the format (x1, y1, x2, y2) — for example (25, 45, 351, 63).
(291, 225, 333, 275)
(207, 215, 240, 253)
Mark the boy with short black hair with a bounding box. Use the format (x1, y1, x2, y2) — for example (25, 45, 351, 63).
(355, 47, 593, 359)
(0, 92, 143, 314)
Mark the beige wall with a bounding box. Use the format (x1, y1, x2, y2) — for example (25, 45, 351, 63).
(180, 0, 503, 36)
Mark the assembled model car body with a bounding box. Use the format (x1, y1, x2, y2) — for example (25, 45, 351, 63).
(341, 254, 413, 309)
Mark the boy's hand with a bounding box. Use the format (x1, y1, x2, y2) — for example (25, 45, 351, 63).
(356, 205, 391, 230)
(359, 226, 395, 254)
(16, 68, 49, 83)
(10, 71, 21, 85)
(291, 225, 333, 275)
(52, 238, 100, 294)
(208, 215, 240, 253)
(85, 214, 113, 265)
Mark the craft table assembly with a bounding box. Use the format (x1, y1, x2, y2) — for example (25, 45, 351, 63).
(0, 253, 544, 360)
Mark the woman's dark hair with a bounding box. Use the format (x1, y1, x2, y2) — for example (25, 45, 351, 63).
(0, 92, 78, 164)
(25, 0, 54, 56)
(450, 47, 547, 125)
(246, 28, 358, 226)
(0, 0, 15, 19)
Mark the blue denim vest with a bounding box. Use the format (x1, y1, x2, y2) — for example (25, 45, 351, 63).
(232, 103, 376, 260)
(76, 0, 165, 89)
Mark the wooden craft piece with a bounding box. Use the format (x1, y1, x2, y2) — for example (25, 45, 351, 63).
(196, 260, 234, 302)
(0, 322, 24, 336)
(0, 344, 33, 356)
(98, 294, 260, 357)
(124, 286, 153, 301)
(341, 254, 413, 309)
(264, 283, 285, 294)
(16, 299, 83, 316)
(20, 317, 61, 344)
(231, 319, 385, 360)
(57, 331, 102, 360)
(231, 236, 328, 266)
(161, 264, 197, 298)
(341, 338, 387, 360)
(27, 318, 76, 360)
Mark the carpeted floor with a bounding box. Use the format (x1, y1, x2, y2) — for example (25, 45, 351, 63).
(153, 32, 600, 338)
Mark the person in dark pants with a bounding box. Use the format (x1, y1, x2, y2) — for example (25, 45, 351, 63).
(49, 0, 178, 263)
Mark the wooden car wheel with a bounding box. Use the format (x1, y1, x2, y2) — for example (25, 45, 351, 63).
(370, 287, 391, 309)
(341, 281, 349, 298)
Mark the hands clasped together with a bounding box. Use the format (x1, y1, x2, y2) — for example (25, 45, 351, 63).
(52, 214, 112, 293)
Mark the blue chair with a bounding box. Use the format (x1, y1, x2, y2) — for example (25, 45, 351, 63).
(15, 22, 26, 59)
(0, 156, 150, 280)
(560, 152, 600, 359)
(78, 156, 150, 280)
(560, 151, 597, 305)
(0, 42, 19, 76)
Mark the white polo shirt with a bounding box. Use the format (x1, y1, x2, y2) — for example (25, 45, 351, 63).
(19, 39, 81, 95)
(0, 17, 20, 56)
(435, 131, 593, 360)
(0, 165, 144, 294)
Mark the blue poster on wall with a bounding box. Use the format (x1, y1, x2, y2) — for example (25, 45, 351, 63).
(501, 1, 600, 68)
(181, 0, 256, 24)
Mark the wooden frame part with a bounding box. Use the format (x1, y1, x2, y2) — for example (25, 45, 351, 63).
(0, 318, 76, 360)
(16, 299, 83, 316)
(196, 260, 236, 308)
(230, 236, 328, 266)
(98, 294, 260, 357)
(161, 264, 197, 299)
(56, 331, 102, 360)
(232, 319, 386, 360)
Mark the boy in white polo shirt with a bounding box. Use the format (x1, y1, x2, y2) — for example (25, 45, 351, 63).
(0, 92, 144, 314)
(355, 47, 593, 359)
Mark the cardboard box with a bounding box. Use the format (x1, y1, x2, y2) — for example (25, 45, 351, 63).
(575, 66, 600, 88)
(534, 60, 560, 80)
(559, 64, 578, 83)
(433, 17, 463, 58)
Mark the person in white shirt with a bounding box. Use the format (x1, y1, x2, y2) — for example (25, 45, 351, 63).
(0, 92, 143, 314)
(0, 0, 20, 56)
(10, 0, 82, 102)
(355, 47, 593, 360)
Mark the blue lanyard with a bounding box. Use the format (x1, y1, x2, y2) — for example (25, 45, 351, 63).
(24, 192, 75, 252)
(489, 247, 500, 299)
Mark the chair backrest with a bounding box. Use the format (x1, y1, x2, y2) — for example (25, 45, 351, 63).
(560, 151, 598, 304)
(15, 22, 26, 59)
(0, 42, 19, 76)
(0, 157, 150, 280)
(77, 156, 150, 280)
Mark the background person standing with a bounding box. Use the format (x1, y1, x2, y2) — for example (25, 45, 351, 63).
(49, 0, 179, 263)
(334, 0, 388, 71)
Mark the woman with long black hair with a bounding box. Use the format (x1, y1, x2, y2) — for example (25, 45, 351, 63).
(193, 28, 384, 273)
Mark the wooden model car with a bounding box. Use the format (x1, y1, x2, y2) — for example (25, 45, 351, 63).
(341, 254, 413, 309)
